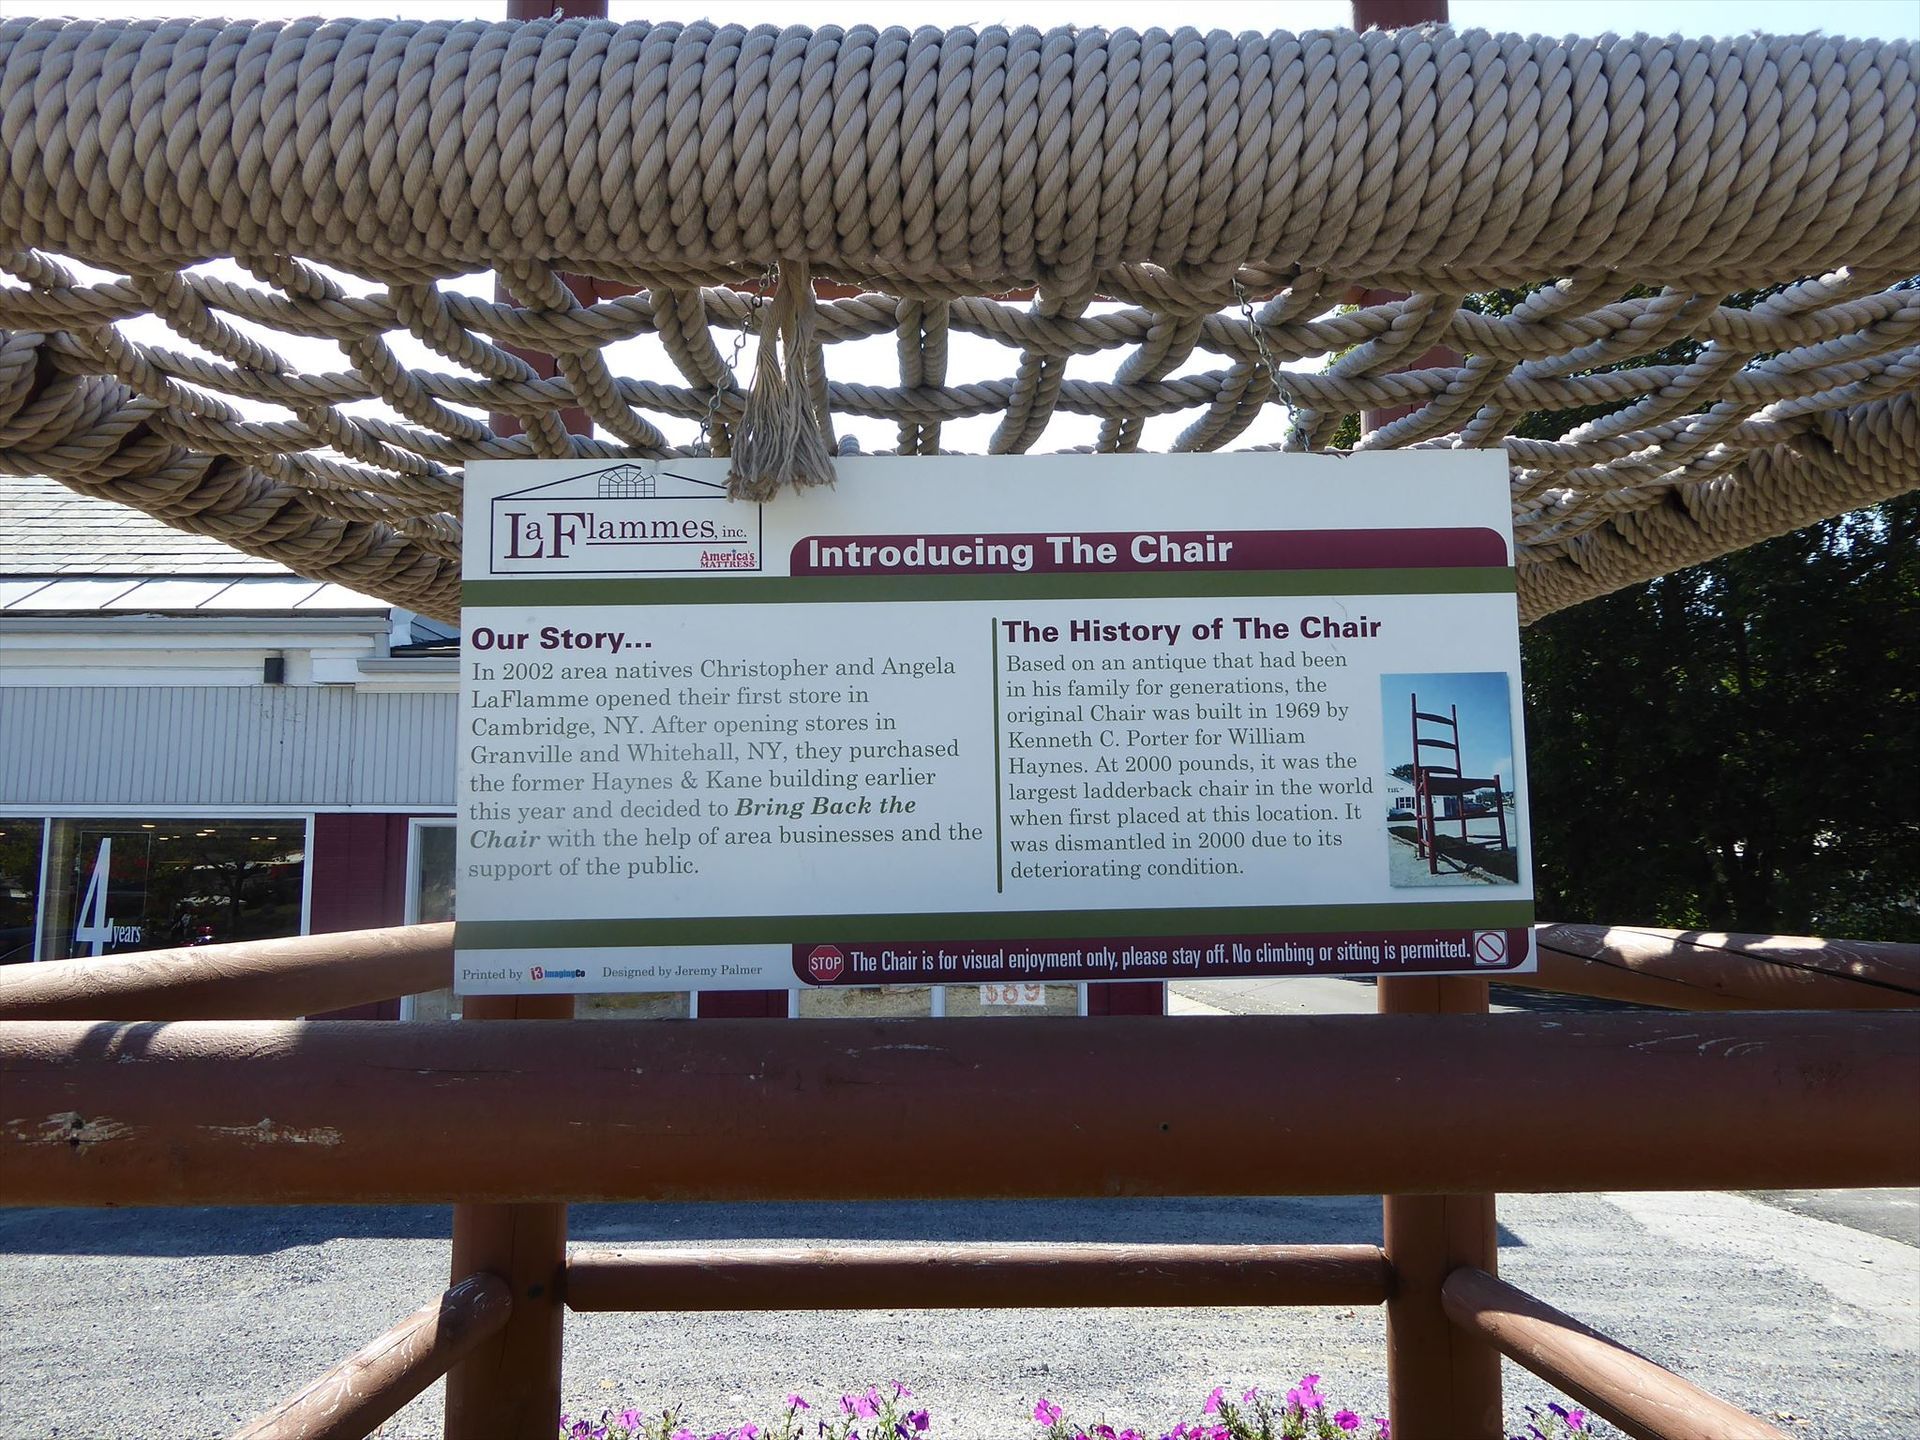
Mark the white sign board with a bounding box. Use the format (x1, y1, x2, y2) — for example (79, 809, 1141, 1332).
(456, 454, 1533, 994)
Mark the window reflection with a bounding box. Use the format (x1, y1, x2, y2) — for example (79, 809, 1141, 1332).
(0, 820, 44, 965)
(42, 819, 304, 961)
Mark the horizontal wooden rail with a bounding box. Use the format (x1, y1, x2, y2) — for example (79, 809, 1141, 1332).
(565, 1242, 1391, 1311)
(1440, 1266, 1789, 1440)
(1520, 924, 1920, 1011)
(0, 924, 453, 1021)
(7, 919, 1911, 1020)
(228, 1272, 510, 1440)
(4, 1013, 1914, 1206)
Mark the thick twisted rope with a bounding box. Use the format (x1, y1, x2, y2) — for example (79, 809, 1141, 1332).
(1, 18, 1916, 623)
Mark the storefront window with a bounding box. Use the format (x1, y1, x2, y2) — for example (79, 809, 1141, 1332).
(408, 820, 460, 1020)
(0, 819, 45, 965)
(41, 819, 305, 962)
(415, 822, 455, 926)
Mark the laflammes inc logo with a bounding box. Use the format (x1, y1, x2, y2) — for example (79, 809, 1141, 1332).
(501, 508, 735, 561)
(489, 463, 761, 575)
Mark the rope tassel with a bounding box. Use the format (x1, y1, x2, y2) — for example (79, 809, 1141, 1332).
(728, 259, 837, 501)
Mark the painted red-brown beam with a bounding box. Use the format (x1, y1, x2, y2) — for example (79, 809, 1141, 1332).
(564, 1243, 1391, 1312)
(4, 1012, 1914, 1207)
(1519, 925, 1920, 1011)
(4, 921, 1912, 1025)
(1441, 1267, 1790, 1440)
(0, 924, 452, 1021)
(228, 1273, 511, 1440)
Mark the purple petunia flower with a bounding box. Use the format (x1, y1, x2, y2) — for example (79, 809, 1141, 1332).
(1035, 1398, 1063, 1427)
(1566, 1412, 1587, 1432)
(786, 1396, 811, 1412)
(1334, 1412, 1361, 1433)
(908, 1410, 930, 1433)
(1202, 1387, 1225, 1416)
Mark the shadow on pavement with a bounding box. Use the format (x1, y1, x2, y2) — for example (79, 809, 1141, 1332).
(0, 1196, 1537, 1256)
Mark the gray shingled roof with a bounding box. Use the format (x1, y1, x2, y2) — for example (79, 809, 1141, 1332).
(2, 475, 290, 576)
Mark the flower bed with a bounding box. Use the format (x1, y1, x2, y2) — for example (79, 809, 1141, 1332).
(560, 1379, 1602, 1440)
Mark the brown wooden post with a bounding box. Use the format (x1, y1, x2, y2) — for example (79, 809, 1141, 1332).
(444, 993, 574, 1440)
(1344, 0, 1497, 1427)
(449, 4, 607, 1425)
(1349, 0, 1462, 442)
(1379, 976, 1502, 1439)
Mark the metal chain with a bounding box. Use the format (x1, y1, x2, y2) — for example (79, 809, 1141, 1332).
(1232, 275, 1280, 383)
(698, 264, 777, 456)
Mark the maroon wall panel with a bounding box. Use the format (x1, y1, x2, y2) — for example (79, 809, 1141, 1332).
(1087, 981, 1166, 1017)
(697, 990, 789, 1019)
(308, 813, 416, 1019)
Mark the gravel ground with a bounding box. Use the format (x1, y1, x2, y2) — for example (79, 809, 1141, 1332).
(2, 1188, 1914, 1440)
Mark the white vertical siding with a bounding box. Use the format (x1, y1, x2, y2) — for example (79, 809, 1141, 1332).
(0, 687, 455, 807)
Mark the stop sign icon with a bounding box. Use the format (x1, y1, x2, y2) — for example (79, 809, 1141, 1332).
(806, 945, 846, 982)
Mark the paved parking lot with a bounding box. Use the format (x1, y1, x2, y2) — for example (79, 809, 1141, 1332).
(1, 1185, 1913, 1440)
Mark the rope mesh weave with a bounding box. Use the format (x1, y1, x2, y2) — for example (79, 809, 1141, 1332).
(2, 18, 1916, 625)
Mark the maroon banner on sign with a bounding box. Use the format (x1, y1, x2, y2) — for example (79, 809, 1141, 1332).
(791, 927, 1530, 987)
(790, 528, 1507, 576)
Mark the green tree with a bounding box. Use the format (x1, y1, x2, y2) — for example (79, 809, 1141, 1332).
(1523, 496, 1919, 938)
(1329, 286, 1919, 938)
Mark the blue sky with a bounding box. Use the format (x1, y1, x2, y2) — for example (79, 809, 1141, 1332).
(1380, 671, 1515, 786)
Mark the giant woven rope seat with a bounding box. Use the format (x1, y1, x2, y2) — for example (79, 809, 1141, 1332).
(2, 18, 1916, 625)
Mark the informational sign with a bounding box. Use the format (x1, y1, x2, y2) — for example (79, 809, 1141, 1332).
(456, 454, 1533, 994)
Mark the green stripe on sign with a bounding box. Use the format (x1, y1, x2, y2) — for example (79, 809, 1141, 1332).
(458, 900, 1534, 950)
(462, 567, 1515, 609)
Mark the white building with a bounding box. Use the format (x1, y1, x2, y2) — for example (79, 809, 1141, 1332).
(0, 476, 456, 1016)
